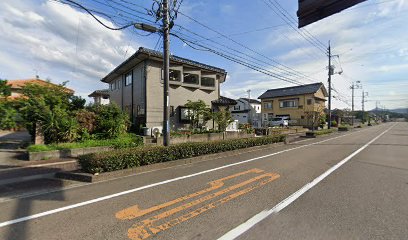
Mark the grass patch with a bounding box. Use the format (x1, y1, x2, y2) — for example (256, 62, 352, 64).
(79, 135, 286, 174)
(27, 134, 143, 152)
(308, 128, 337, 136)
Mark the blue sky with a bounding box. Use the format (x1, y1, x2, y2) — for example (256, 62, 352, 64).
(1, 0, 407, 110)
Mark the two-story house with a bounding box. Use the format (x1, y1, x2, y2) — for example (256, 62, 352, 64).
(258, 82, 328, 127)
(101, 47, 227, 130)
(88, 89, 110, 105)
(231, 98, 262, 128)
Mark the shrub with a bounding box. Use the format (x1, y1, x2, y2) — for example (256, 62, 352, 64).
(313, 128, 336, 135)
(338, 125, 350, 131)
(89, 104, 130, 139)
(79, 135, 286, 174)
(27, 133, 143, 152)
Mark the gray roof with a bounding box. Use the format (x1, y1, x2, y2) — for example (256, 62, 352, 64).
(239, 98, 261, 104)
(102, 47, 226, 83)
(88, 89, 110, 97)
(258, 82, 328, 99)
(212, 96, 237, 106)
(231, 109, 251, 113)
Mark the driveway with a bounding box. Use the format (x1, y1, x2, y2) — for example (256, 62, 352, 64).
(0, 131, 31, 168)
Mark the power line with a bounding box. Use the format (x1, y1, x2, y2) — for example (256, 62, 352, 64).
(268, 0, 327, 49)
(58, 0, 138, 30)
(262, 0, 327, 55)
(174, 26, 318, 83)
(177, 12, 320, 84)
(172, 33, 309, 86)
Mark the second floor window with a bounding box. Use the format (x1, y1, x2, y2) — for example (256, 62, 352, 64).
(307, 99, 313, 105)
(125, 72, 132, 86)
(264, 102, 272, 109)
(280, 100, 298, 108)
(169, 70, 181, 81)
(183, 73, 199, 85)
(201, 77, 215, 87)
(234, 105, 240, 110)
(110, 81, 116, 90)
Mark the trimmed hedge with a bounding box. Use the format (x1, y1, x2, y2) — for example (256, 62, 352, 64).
(313, 128, 336, 136)
(79, 135, 286, 174)
(28, 134, 143, 152)
(338, 125, 350, 131)
(316, 129, 336, 135)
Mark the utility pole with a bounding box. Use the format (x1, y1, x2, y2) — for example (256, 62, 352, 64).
(247, 89, 251, 124)
(162, 0, 170, 146)
(362, 91, 368, 123)
(350, 80, 361, 126)
(327, 41, 332, 129)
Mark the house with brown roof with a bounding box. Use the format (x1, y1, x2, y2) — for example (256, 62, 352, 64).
(6, 77, 74, 99)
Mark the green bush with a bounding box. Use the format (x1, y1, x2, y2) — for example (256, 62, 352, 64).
(338, 125, 350, 131)
(79, 135, 286, 174)
(89, 104, 130, 139)
(313, 128, 336, 136)
(27, 133, 143, 152)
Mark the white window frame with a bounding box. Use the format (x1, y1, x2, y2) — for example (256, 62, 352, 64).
(263, 102, 273, 109)
(279, 99, 298, 108)
(125, 72, 132, 86)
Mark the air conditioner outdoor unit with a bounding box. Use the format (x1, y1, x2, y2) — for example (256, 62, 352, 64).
(151, 126, 163, 137)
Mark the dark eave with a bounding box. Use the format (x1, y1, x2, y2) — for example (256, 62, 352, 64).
(101, 47, 227, 83)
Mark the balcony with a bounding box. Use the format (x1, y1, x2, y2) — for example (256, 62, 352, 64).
(169, 69, 182, 86)
(182, 73, 200, 89)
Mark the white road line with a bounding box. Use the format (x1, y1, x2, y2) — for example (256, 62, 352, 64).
(0, 124, 385, 228)
(217, 123, 396, 240)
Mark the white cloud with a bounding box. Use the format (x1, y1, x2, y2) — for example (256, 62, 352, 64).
(0, 0, 140, 100)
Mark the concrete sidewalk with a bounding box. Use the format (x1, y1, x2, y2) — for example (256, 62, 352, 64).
(0, 131, 30, 168)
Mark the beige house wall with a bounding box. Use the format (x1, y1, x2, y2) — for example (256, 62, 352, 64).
(260, 87, 327, 125)
(146, 60, 220, 129)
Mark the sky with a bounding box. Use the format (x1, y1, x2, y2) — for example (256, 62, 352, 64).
(1, 0, 407, 111)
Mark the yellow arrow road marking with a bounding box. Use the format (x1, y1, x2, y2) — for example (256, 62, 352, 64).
(116, 169, 280, 240)
(116, 168, 264, 220)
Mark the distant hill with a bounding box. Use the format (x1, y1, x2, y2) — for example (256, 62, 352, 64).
(370, 108, 408, 114)
(389, 108, 408, 114)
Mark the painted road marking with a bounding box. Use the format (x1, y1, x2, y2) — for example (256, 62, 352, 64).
(217, 123, 397, 240)
(116, 169, 280, 240)
(0, 125, 384, 228)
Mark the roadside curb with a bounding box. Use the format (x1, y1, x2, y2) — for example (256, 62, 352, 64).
(56, 141, 287, 183)
(0, 160, 78, 186)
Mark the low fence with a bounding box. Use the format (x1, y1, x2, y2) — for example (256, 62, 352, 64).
(28, 146, 113, 161)
(156, 131, 255, 145)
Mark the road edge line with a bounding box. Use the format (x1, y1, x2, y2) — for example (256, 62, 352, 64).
(217, 123, 396, 240)
(0, 124, 387, 228)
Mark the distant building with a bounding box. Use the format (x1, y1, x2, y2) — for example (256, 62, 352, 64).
(6, 78, 74, 99)
(88, 89, 110, 105)
(231, 98, 262, 128)
(102, 47, 228, 129)
(258, 82, 328, 127)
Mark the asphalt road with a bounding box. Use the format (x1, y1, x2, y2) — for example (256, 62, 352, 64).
(0, 122, 406, 240)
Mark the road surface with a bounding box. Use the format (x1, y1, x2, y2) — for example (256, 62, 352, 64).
(0, 122, 407, 240)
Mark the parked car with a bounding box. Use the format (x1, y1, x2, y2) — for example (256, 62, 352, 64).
(270, 117, 289, 127)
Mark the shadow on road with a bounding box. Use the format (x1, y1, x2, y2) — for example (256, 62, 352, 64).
(2, 178, 67, 240)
